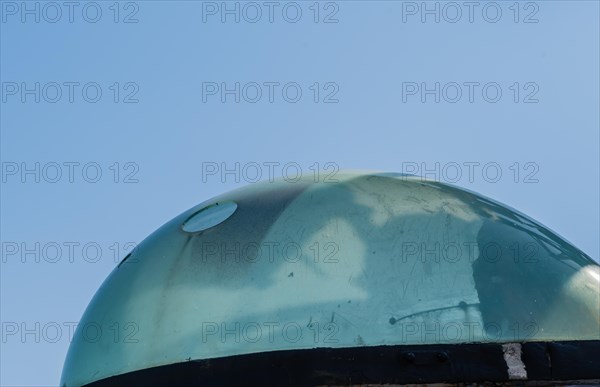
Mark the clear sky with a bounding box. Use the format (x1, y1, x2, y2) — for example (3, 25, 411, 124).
(1, 1, 599, 385)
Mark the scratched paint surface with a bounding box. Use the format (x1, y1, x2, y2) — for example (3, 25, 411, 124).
(61, 172, 600, 386)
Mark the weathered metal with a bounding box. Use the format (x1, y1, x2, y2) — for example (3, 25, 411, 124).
(60, 172, 600, 386)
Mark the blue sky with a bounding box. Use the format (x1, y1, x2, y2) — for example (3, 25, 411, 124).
(1, 1, 599, 385)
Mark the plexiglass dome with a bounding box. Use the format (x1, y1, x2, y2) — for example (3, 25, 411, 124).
(61, 172, 600, 386)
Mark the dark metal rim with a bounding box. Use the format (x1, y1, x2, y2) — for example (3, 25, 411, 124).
(84, 340, 600, 387)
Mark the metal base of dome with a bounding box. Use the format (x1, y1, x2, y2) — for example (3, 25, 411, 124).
(84, 340, 599, 386)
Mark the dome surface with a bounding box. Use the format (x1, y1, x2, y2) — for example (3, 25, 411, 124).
(61, 172, 600, 386)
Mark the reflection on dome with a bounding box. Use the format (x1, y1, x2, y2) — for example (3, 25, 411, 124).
(61, 172, 600, 386)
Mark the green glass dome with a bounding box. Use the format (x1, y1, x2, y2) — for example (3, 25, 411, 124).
(61, 172, 600, 386)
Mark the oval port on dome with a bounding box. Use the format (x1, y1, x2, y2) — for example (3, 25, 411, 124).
(181, 201, 237, 232)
